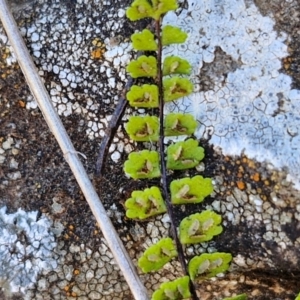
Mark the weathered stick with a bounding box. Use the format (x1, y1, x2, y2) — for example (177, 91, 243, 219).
(0, 1, 149, 299)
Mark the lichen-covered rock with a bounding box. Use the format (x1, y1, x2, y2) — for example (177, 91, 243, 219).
(0, 0, 300, 299)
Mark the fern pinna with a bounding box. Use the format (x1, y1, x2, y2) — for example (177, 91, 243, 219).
(123, 1, 234, 299)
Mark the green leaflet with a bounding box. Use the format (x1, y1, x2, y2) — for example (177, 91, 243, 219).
(126, 0, 154, 21)
(162, 25, 188, 45)
(295, 292, 300, 300)
(125, 115, 159, 142)
(188, 252, 232, 281)
(125, 113, 197, 144)
(127, 55, 157, 78)
(138, 237, 178, 273)
(163, 56, 191, 76)
(163, 77, 194, 102)
(151, 0, 178, 20)
(151, 276, 191, 300)
(131, 29, 158, 51)
(164, 113, 197, 136)
(124, 150, 161, 179)
(126, 0, 178, 21)
(223, 294, 248, 300)
(166, 139, 204, 170)
(125, 186, 166, 220)
(126, 84, 159, 108)
(170, 176, 213, 204)
(179, 211, 223, 244)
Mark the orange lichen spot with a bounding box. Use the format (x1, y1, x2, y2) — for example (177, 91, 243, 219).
(237, 181, 245, 190)
(283, 57, 293, 70)
(71, 292, 77, 297)
(92, 37, 102, 46)
(68, 224, 75, 231)
(18, 100, 26, 108)
(74, 269, 80, 275)
(247, 160, 256, 169)
(238, 165, 244, 173)
(237, 172, 243, 178)
(91, 38, 106, 59)
(264, 180, 270, 186)
(64, 233, 70, 240)
(284, 62, 290, 70)
(64, 285, 70, 292)
(252, 172, 260, 182)
(91, 48, 105, 59)
(94, 229, 99, 235)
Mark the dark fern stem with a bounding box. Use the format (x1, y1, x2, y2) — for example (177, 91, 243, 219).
(155, 17, 199, 300)
(95, 77, 133, 176)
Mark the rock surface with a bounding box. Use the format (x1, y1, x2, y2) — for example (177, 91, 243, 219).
(0, 0, 299, 299)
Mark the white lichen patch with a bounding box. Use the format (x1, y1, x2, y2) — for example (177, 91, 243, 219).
(0, 206, 57, 296)
(163, 0, 300, 188)
(25, 237, 134, 299)
(205, 179, 300, 271)
(10, 0, 134, 164)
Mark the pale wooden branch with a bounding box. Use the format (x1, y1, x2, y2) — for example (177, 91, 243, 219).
(0, 1, 149, 299)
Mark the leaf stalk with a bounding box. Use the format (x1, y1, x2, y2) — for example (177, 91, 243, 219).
(155, 17, 199, 300)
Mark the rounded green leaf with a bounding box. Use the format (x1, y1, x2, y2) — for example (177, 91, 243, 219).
(126, 0, 154, 21)
(131, 29, 157, 51)
(170, 176, 213, 204)
(179, 211, 223, 244)
(163, 56, 191, 76)
(151, 276, 191, 300)
(125, 186, 166, 220)
(163, 77, 194, 102)
(127, 55, 157, 78)
(151, 0, 178, 20)
(188, 252, 232, 281)
(166, 139, 204, 170)
(125, 115, 159, 142)
(164, 113, 197, 136)
(124, 150, 161, 179)
(138, 237, 178, 273)
(162, 25, 188, 45)
(126, 84, 159, 108)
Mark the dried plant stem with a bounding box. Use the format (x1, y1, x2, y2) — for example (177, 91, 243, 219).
(0, 1, 149, 299)
(95, 77, 133, 175)
(155, 18, 199, 300)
